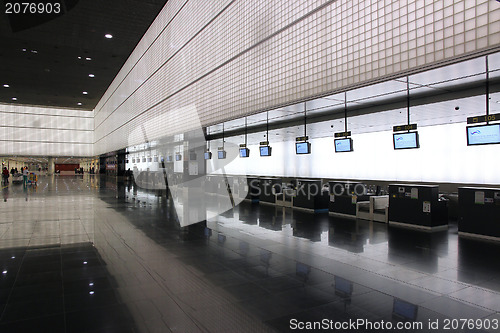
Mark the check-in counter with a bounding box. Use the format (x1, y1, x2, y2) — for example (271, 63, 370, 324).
(276, 186, 295, 207)
(259, 178, 282, 204)
(245, 177, 260, 202)
(458, 187, 500, 242)
(328, 182, 372, 218)
(388, 184, 448, 232)
(293, 179, 329, 212)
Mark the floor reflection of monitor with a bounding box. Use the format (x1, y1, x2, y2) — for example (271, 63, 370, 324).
(217, 233, 226, 244)
(260, 250, 272, 265)
(296, 262, 311, 279)
(334, 276, 353, 296)
(392, 298, 418, 321)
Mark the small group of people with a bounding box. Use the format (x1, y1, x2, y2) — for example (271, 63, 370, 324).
(2, 166, 31, 186)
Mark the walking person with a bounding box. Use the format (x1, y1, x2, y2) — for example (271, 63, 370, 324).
(2, 167, 10, 185)
(22, 167, 29, 187)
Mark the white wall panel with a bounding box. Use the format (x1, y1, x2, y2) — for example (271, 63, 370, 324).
(0, 103, 93, 156)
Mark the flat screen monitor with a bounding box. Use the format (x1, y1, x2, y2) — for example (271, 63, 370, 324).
(295, 142, 311, 154)
(335, 138, 353, 152)
(218, 150, 226, 159)
(166, 155, 172, 162)
(259, 146, 271, 156)
(467, 124, 500, 146)
(189, 153, 197, 160)
(204, 152, 212, 160)
(392, 299, 418, 321)
(239, 148, 250, 158)
(175, 154, 182, 161)
(393, 132, 419, 149)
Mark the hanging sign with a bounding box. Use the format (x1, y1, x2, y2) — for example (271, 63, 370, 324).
(467, 113, 500, 124)
(393, 124, 417, 132)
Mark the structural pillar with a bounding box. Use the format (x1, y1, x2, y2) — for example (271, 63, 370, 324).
(48, 157, 55, 175)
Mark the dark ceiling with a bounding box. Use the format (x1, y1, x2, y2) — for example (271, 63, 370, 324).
(0, 0, 168, 110)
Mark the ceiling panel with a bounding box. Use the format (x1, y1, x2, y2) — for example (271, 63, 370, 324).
(0, 0, 167, 110)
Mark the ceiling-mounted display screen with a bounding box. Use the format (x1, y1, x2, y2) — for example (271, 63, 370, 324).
(334, 138, 353, 152)
(295, 142, 311, 154)
(467, 124, 500, 146)
(259, 146, 271, 156)
(218, 150, 226, 159)
(166, 155, 173, 162)
(175, 154, 182, 161)
(393, 132, 419, 149)
(239, 148, 250, 157)
(204, 152, 212, 160)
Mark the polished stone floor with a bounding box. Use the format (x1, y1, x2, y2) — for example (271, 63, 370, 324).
(0, 175, 499, 332)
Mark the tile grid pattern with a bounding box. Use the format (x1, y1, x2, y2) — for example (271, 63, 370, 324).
(0, 103, 94, 156)
(94, 0, 500, 154)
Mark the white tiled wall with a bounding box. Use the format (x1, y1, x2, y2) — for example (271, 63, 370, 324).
(0, 103, 93, 156)
(94, 0, 500, 155)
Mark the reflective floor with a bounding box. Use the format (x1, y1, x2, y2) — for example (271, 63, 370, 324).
(1, 175, 499, 332)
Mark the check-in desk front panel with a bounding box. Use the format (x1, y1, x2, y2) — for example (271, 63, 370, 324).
(259, 178, 282, 204)
(458, 187, 500, 241)
(328, 182, 369, 217)
(293, 179, 329, 211)
(246, 177, 260, 201)
(388, 184, 448, 231)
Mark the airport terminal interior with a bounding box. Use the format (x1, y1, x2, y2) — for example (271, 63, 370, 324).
(1, 1, 500, 332)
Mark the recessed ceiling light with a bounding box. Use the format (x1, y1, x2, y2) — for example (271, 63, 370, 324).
(3, 84, 9, 88)
(77, 102, 82, 105)
(22, 48, 26, 52)
(78, 56, 82, 59)
(88, 74, 95, 78)
(82, 91, 88, 95)
(31, 50, 38, 54)
(85, 57, 91, 61)
(12, 97, 17, 100)
(105, 34, 113, 39)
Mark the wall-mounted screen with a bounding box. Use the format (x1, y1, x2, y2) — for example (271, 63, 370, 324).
(204, 152, 212, 160)
(335, 138, 353, 152)
(467, 123, 500, 146)
(175, 154, 182, 161)
(218, 150, 226, 159)
(393, 132, 419, 149)
(259, 146, 271, 156)
(295, 142, 311, 154)
(166, 155, 172, 162)
(239, 148, 250, 157)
